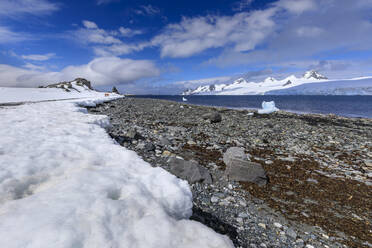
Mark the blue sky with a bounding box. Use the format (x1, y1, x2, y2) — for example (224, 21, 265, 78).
(1, 0, 372, 94)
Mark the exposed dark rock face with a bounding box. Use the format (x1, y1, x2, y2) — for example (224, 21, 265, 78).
(112, 86, 120, 94)
(41, 78, 93, 92)
(282, 80, 292, 86)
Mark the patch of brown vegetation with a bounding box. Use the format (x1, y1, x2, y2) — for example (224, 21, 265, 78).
(241, 148, 372, 248)
(179, 144, 225, 170)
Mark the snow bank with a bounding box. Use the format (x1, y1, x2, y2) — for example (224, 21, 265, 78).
(0, 98, 233, 248)
(0, 86, 121, 104)
(258, 101, 279, 114)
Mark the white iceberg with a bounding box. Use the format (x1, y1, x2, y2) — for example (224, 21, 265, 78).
(258, 101, 279, 114)
(182, 97, 188, 102)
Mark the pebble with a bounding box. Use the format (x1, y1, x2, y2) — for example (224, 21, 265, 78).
(273, 222, 283, 228)
(258, 223, 266, 229)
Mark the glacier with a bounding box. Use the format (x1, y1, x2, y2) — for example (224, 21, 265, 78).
(181, 70, 372, 96)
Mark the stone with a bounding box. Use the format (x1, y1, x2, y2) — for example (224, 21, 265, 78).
(126, 129, 142, 140)
(159, 137, 171, 146)
(162, 150, 172, 157)
(223, 147, 249, 166)
(168, 158, 212, 184)
(286, 228, 297, 239)
(224, 158, 268, 186)
(112, 86, 120, 94)
(273, 222, 282, 228)
(202, 112, 222, 123)
(210, 196, 219, 203)
(144, 143, 155, 152)
(258, 223, 266, 229)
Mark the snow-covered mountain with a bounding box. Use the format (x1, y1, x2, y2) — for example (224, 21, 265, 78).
(0, 78, 120, 104)
(181, 70, 372, 95)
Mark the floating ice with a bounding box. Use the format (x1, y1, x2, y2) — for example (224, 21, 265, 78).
(182, 97, 188, 102)
(258, 101, 279, 114)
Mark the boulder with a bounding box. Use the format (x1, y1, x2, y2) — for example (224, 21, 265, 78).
(126, 129, 143, 140)
(223, 147, 249, 165)
(202, 112, 222, 123)
(168, 158, 212, 184)
(144, 142, 156, 152)
(224, 158, 267, 186)
(112, 86, 120, 94)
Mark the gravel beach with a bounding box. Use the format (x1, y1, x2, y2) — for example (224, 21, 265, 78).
(88, 97, 372, 248)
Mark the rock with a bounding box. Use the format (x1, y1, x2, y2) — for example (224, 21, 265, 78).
(112, 86, 120, 94)
(210, 196, 219, 203)
(258, 223, 266, 229)
(144, 143, 155, 152)
(162, 150, 172, 157)
(202, 112, 222, 123)
(286, 228, 297, 239)
(168, 158, 212, 184)
(273, 222, 283, 228)
(159, 137, 171, 146)
(223, 147, 249, 166)
(126, 129, 142, 140)
(224, 158, 268, 186)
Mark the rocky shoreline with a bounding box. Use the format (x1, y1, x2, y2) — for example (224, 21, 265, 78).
(88, 97, 372, 248)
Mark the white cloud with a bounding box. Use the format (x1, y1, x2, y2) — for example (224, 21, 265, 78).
(0, 57, 160, 87)
(152, 9, 276, 58)
(119, 27, 143, 37)
(233, 0, 254, 12)
(72, 21, 145, 56)
(82, 20, 98, 29)
(135, 5, 160, 16)
(296, 26, 324, 37)
(22, 53, 55, 61)
(0, 26, 28, 43)
(0, 0, 59, 17)
(23, 63, 46, 71)
(96, 0, 120, 5)
(275, 0, 316, 14)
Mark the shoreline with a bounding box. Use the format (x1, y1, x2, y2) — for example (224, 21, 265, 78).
(89, 97, 372, 248)
(130, 95, 372, 119)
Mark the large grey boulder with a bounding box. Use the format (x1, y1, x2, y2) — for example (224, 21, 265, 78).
(202, 112, 222, 123)
(223, 147, 267, 186)
(168, 158, 212, 184)
(224, 159, 267, 186)
(223, 147, 248, 165)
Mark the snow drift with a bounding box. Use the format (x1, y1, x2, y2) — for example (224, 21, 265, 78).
(0, 95, 233, 247)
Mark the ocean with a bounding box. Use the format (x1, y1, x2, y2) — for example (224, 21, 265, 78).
(132, 95, 372, 119)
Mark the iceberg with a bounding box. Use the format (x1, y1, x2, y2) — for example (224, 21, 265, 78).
(258, 101, 279, 114)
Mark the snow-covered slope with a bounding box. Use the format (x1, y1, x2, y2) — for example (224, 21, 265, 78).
(181, 70, 372, 95)
(266, 77, 372, 95)
(0, 90, 233, 248)
(0, 78, 116, 104)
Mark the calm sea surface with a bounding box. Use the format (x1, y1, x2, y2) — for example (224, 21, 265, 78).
(132, 95, 372, 119)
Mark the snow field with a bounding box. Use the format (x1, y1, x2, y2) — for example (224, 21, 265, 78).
(0, 98, 233, 248)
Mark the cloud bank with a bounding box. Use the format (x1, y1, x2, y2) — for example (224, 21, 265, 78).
(0, 57, 160, 87)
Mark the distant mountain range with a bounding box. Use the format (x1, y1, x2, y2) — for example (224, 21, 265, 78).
(181, 70, 372, 95)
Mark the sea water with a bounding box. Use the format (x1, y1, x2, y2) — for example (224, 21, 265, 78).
(133, 95, 372, 118)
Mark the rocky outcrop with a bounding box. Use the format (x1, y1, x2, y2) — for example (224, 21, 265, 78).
(42, 78, 93, 92)
(168, 157, 212, 184)
(112, 86, 120, 94)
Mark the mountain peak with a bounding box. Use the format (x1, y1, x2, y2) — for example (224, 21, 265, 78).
(303, 70, 328, 80)
(234, 78, 246, 84)
(264, 77, 276, 83)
